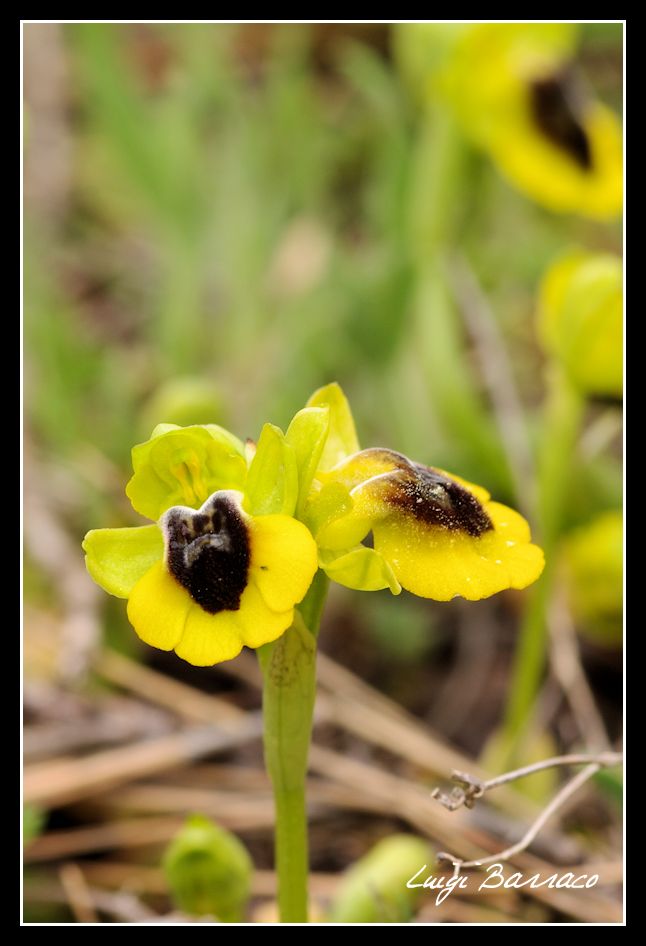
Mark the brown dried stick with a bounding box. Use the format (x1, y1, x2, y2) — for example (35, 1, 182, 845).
(435, 753, 622, 870)
(24, 717, 263, 807)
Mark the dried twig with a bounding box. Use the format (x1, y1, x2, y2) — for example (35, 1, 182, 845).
(23, 717, 263, 808)
(58, 863, 98, 924)
(24, 454, 101, 684)
(432, 751, 622, 812)
(548, 587, 611, 751)
(434, 752, 622, 870)
(449, 254, 535, 517)
(23, 878, 157, 923)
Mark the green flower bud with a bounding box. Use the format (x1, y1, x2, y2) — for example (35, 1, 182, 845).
(140, 378, 224, 435)
(562, 511, 623, 647)
(538, 250, 623, 398)
(328, 834, 434, 923)
(163, 814, 253, 921)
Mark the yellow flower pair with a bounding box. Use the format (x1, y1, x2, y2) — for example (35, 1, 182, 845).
(83, 384, 544, 666)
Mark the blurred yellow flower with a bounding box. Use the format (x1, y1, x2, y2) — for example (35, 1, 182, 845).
(421, 23, 622, 217)
(538, 249, 623, 397)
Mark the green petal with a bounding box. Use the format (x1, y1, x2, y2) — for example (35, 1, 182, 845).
(320, 547, 402, 594)
(126, 425, 247, 520)
(244, 423, 298, 516)
(306, 382, 359, 471)
(83, 525, 163, 598)
(285, 406, 330, 518)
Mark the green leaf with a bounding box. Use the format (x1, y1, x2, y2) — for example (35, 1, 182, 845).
(306, 382, 359, 471)
(244, 423, 299, 516)
(23, 805, 46, 846)
(285, 406, 330, 518)
(83, 525, 163, 598)
(320, 546, 401, 594)
(594, 766, 623, 811)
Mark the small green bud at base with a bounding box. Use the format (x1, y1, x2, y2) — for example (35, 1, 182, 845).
(163, 814, 253, 921)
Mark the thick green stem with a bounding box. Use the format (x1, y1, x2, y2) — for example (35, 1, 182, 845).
(259, 570, 329, 923)
(502, 369, 584, 748)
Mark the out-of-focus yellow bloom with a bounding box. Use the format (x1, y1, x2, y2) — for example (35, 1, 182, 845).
(562, 511, 623, 647)
(309, 448, 544, 601)
(401, 23, 623, 218)
(538, 249, 623, 397)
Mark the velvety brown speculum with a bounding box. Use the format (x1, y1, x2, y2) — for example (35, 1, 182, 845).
(354, 450, 493, 537)
(162, 493, 250, 614)
(384, 464, 493, 536)
(530, 70, 593, 170)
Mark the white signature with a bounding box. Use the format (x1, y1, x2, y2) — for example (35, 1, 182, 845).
(407, 863, 600, 906)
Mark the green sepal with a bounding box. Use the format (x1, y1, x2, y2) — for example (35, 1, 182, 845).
(303, 481, 355, 545)
(126, 424, 247, 520)
(320, 546, 402, 594)
(82, 524, 163, 598)
(244, 423, 299, 516)
(285, 406, 330, 519)
(305, 382, 359, 471)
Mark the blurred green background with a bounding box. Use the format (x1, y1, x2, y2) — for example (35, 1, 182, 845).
(24, 21, 622, 745)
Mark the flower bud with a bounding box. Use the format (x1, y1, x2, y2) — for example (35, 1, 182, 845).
(562, 511, 622, 647)
(140, 378, 224, 436)
(163, 814, 253, 921)
(328, 834, 434, 923)
(538, 250, 623, 398)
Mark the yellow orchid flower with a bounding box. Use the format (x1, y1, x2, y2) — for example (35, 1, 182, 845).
(83, 423, 318, 667)
(309, 448, 544, 601)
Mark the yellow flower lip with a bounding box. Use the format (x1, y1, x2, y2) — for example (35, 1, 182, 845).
(160, 490, 251, 615)
(119, 493, 319, 667)
(314, 449, 544, 602)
